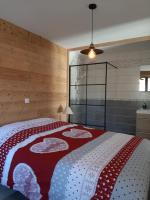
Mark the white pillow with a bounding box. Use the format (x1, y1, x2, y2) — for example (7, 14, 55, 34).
(0, 118, 57, 146)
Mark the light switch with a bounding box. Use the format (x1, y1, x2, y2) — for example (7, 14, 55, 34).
(25, 98, 30, 104)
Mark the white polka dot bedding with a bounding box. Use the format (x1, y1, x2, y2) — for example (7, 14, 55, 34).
(0, 118, 150, 200)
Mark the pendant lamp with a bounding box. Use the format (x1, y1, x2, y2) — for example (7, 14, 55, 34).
(80, 4, 104, 59)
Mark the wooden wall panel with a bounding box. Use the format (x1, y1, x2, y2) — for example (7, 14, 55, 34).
(0, 19, 68, 125)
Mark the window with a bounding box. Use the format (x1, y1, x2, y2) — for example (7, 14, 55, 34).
(139, 78, 145, 91)
(139, 77, 150, 92)
(148, 78, 150, 91)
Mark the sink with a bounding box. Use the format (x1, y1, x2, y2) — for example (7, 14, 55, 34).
(136, 109, 150, 114)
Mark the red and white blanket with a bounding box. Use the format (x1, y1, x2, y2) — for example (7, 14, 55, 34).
(0, 118, 149, 200)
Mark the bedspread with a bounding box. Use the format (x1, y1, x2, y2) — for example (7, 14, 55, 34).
(0, 119, 150, 200)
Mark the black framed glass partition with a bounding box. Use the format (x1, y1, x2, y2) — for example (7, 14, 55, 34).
(69, 62, 117, 130)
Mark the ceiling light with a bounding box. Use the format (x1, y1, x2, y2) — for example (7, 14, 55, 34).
(80, 3, 104, 59)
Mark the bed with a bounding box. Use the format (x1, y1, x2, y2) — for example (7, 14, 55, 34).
(0, 118, 150, 200)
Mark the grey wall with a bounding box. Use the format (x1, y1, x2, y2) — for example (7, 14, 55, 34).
(69, 41, 150, 134)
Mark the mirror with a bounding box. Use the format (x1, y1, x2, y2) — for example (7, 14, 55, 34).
(139, 65, 150, 92)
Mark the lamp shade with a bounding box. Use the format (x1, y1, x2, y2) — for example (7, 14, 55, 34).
(80, 43, 104, 58)
(63, 106, 73, 115)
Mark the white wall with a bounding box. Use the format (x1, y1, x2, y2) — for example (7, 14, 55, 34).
(69, 41, 150, 101)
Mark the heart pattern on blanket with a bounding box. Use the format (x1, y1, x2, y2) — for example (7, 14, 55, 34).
(13, 163, 41, 200)
(63, 129, 93, 139)
(30, 138, 69, 154)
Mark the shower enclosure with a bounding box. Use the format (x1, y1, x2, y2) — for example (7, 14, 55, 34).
(69, 62, 117, 130)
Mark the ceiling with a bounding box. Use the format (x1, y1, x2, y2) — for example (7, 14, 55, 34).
(0, 0, 150, 49)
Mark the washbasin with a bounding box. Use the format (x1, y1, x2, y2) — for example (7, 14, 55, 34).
(136, 109, 150, 114)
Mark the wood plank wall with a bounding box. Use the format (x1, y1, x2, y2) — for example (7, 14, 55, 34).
(0, 19, 68, 125)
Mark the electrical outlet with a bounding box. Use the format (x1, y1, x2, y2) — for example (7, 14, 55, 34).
(25, 98, 30, 104)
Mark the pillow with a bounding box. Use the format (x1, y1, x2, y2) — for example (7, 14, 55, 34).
(0, 118, 57, 146)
